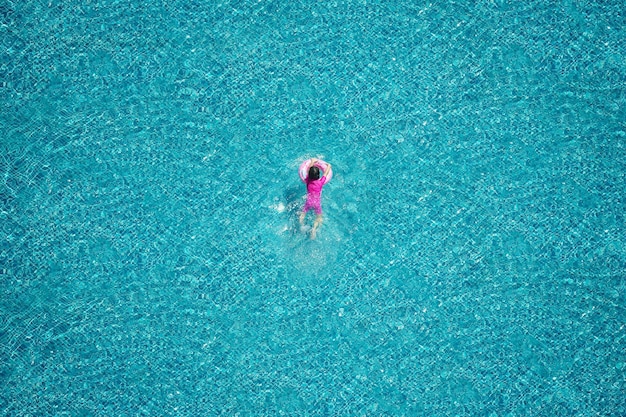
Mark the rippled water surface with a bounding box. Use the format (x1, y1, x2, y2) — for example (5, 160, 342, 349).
(1, 1, 625, 415)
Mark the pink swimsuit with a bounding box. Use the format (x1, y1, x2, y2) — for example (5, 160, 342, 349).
(302, 176, 328, 215)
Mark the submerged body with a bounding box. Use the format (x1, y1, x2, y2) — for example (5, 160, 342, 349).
(299, 158, 332, 239)
(303, 176, 328, 215)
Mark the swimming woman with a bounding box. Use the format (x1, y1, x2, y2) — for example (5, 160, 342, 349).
(299, 158, 332, 239)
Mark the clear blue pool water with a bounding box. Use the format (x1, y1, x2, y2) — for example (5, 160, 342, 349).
(1, 0, 625, 415)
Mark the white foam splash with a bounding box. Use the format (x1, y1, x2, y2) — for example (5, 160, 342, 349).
(270, 202, 285, 212)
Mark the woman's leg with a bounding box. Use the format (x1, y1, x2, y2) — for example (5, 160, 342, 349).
(311, 214, 323, 239)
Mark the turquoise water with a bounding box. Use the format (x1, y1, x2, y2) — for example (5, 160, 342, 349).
(2, 0, 625, 415)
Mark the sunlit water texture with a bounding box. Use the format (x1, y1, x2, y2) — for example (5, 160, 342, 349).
(1, 1, 625, 415)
